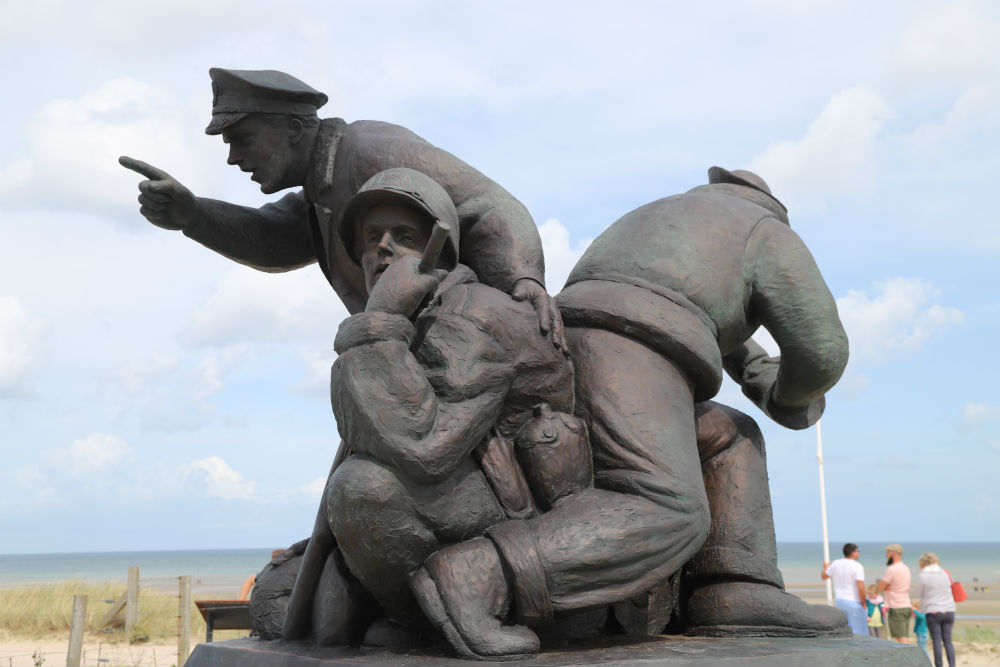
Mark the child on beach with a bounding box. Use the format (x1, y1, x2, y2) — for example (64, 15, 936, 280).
(867, 584, 886, 638)
(913, 600, 928, 653)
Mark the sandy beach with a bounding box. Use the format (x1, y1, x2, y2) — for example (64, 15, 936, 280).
(2, 580, 998, 667)
(0, 631, 235, 667)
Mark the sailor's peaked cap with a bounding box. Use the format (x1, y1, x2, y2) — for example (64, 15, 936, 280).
(205, 68, 328, 135)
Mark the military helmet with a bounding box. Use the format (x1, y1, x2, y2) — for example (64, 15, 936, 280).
(339, 168, 460, 269)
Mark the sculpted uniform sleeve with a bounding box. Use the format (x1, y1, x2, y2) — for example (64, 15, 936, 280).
(344, 122, 546, 293)
(330, 308, 514, 485)
(740, 218, 849, 428)
(182, 191, 319, 271)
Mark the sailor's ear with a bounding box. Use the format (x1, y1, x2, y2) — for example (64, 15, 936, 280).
(288, 117, 306, 145)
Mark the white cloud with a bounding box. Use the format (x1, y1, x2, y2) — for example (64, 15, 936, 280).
(0, 77, 214, 215)
(836, 278, 963, 364)
(892, 0, 1000, 86)
(538, 218, 592, 294)
(0, 297, 44, 396)
(300, 476, 328, 500)
(749, 86, 895, 212)
(44, 433, 132, 477)
(291, 344, 336, 398)
(905, 82, 1000, 154)
(963, 402, 1000, 425)
(0, 0, 65, 40)
(185, 266, 348, 347)
(192, 345, 249, 400)
(184, 456, 255, 500)
(136, 346, 250, 433)
(109, 353, 180, 394)
(12, 464, 58, 506)
(91, 0, 243, 39)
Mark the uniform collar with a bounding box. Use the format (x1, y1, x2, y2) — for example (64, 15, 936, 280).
(435, 264, 477, 295)
(303, 117, 347, 203)
(688, 182, 791, 226)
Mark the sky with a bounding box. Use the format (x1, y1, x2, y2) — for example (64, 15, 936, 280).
(1, 0, 998, 555)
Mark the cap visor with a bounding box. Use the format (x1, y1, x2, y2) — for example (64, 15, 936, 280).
(205, 112, 248, 135)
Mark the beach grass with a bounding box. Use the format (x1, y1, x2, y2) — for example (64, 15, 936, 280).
(957, 625, 1000, 643)
(0, 580, 245, 643)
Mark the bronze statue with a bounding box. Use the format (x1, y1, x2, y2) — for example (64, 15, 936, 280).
(120, 69, 856, 662)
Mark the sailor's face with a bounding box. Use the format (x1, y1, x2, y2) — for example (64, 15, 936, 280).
(357, 204, 431, 292)
(222, 115, 295, 194)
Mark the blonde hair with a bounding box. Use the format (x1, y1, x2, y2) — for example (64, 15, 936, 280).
(918, 552, 940, 568)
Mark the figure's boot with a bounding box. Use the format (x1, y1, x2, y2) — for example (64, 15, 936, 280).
(361, 615, 435, 649)
(310, 546, 380, 646)
(410, 537, 540, 661)
(683, 402, 850, 637)
(686, 581, 850, 637)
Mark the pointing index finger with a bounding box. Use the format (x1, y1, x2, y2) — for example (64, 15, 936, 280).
(119, 155, 170, 181)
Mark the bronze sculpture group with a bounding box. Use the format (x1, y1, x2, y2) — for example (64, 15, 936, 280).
(122, 69, 851, 661)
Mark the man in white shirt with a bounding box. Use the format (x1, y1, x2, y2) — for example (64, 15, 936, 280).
(822, 543, 867, 635)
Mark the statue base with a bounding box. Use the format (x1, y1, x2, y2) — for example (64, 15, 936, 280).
(185, 635, 930, 666)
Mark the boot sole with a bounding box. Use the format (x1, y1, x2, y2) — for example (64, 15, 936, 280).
(410, 568, 535, 662)
(686, 624, 853, 638)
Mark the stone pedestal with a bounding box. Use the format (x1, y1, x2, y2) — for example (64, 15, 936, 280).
(185, 635, 931, 666)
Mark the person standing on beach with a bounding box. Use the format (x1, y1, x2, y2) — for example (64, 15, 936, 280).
(866, 583, 886, 637)
(912, 600, 928, 654)
(878, 543, 913, 643)
(916, 552, 957, 667)
(821, 543, 867, 635)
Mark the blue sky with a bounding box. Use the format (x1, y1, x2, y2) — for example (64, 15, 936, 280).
(1, 0, 997, 554)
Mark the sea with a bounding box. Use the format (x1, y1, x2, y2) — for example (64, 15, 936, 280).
(1, 542, 998, 595)
(0, 548, 273, 595)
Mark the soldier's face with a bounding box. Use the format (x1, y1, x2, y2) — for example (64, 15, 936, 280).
(221, 115, 297, 194)
(357, 204, 431, 292)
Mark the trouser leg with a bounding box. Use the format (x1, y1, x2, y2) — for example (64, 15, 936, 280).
(833, 600, 867, 635)
(941, 612, 955, 666)
(326, 454, 505, 620)
(926, 612, 943, 666)
(488, 327, 709, 622)
(684, 401, 783, 588)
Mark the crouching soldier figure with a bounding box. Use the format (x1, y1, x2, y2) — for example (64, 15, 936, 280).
(323, 167, 581, 659)
(557, 167, 852, 637)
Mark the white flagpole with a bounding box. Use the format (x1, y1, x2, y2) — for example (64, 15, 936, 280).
(817, 419, 833, 605)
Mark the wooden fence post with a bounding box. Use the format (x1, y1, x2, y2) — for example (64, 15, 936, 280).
(178, 575, 191, 665)
(125, 565, 140, 641)
(67, 594, 87, 667)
